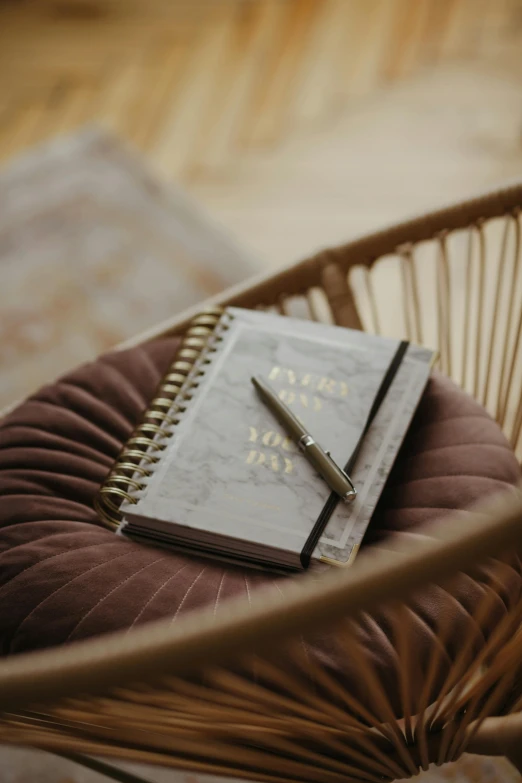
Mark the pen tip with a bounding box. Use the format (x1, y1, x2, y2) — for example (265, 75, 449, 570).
(251, 376, 264, 393)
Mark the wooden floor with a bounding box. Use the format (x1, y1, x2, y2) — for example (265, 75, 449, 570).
(2, 0, 522, 267)
(0, 0, 521, 171)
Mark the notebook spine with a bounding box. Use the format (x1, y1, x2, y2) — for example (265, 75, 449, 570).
(95, 306, 229, 530)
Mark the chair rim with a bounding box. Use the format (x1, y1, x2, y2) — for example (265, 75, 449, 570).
(0, 487, 520, 713)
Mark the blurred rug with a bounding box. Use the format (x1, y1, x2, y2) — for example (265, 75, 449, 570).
(0, 127, 259, 409)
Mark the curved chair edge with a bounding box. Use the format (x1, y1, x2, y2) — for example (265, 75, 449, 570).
(0, 486, 520, 712)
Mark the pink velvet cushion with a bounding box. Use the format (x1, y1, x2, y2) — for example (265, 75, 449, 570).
(0, 337, 520, 709)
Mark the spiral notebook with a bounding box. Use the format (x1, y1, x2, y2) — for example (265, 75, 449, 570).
(96, 307, 435, 570)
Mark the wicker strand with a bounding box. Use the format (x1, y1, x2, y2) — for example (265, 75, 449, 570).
(483, 214, 511, 408)
(474, 221, 487, 403)
(461, 227, 474, 390)
(498, 211, 522, 426)
(436, 232, 452, 377)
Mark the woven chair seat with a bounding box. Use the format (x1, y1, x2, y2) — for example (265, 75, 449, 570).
(0, 334, 519, 716)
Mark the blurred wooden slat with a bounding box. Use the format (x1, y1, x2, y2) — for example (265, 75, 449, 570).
(1, 0, 522, 175)
(0, 0, 522, 268)
(189, 1, 282, 174)
(151, 3, 237, 176)
(383, 0, 435, 80)
(291, 0, 348, 125)
(122, 39, 190, 151)
(239, 0, 319, 145)
(336, 0, 399, 99)
(436, 0, 485, 57)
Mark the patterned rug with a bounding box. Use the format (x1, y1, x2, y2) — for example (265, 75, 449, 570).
(0, 127, 259, 410)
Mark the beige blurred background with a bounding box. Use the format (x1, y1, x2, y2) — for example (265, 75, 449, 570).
(2, 0, 522, 267)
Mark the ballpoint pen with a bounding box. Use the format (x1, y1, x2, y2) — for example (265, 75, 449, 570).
(251, 375, 357, 503)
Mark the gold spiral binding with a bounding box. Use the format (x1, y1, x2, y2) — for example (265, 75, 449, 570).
(95, 306, 227, 530)
(116, 463, 152, 477)
(150, 397, 175, 410)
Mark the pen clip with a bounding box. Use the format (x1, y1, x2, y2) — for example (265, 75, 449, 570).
(325, 451, 357, 502)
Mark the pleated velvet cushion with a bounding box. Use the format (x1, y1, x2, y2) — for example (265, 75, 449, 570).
(0, 337, 520, 710)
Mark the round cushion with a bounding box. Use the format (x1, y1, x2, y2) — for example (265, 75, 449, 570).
(0, 337, 520, 711)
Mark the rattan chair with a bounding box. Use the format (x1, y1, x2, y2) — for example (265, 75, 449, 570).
(1, 183, 522, 783)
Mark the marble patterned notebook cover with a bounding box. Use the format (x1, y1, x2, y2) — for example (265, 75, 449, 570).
(119, 308, 435, 570)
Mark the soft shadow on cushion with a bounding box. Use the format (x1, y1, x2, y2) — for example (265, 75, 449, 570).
(0, 338, 520, 713)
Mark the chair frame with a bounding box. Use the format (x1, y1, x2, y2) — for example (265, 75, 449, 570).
(2, 182, 522, 782)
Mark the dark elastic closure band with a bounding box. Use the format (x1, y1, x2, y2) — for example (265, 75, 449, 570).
(300, 340, 410, 569)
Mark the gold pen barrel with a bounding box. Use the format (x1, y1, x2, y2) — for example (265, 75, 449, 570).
(252, 375, 357, 503)
(298, 435, 356, 502)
